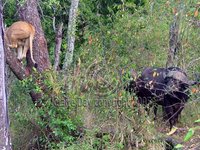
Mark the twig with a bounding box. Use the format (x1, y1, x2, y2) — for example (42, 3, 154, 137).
(186, 57, 200, 69)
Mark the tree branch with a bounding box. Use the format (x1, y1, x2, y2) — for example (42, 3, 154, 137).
(54, 22, 63, 71)
(5, 45, 29, 80)
(166, 15, 180, 68)
(186, 57, 200, 69)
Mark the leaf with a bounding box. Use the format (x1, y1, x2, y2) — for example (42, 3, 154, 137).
(194, 9, 198, 17)
(166, 126, 178, 135)
(175, 144, 184, 149)
(184, 128, 195, 142)
(194, 119, 200, 123)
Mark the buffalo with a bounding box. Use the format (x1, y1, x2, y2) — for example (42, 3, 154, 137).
(125, 67, 197, 129)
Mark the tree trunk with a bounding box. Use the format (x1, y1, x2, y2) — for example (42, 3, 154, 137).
(0, 0, 11, 148)
(17, 0, 51, 72)
(166, 15, 180, 68)
(63, 0, 79, 70)
(54, 22, 63, 71)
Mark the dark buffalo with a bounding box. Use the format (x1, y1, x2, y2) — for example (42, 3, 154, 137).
(125, 67, 197, 129)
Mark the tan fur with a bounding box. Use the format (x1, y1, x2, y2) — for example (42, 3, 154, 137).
(5, 21, 36, 65)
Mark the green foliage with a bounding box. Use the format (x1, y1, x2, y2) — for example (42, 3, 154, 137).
(173, 118, 200, 150)
(3, 0, 17, 25)
(77, 1, 169, 71)
(194, 119, 200, 123)
(184, 128, 195, 142)
(39, 0, 70, 65)
(9, 79, 39, 149)
(10, 69, 83, 149)
(183, 119, 200, 142)
(174, 144, 184, 150)
(34, 70, 83, 148)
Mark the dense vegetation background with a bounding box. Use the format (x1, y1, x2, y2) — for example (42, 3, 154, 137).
(3, 0, 200, 149)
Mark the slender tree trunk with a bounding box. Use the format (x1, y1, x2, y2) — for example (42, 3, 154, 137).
(63, 0, 79, 70)
(0, 0, 11, 148)
(54, 22, 63, 71)
(166, 2, 184, 68)
(166, 15, 180, 68)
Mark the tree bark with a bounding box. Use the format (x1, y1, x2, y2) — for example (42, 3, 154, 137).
(0, 0, 11, 148)
(63, 0, 79, 70)
(54, 22, 63, 71)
